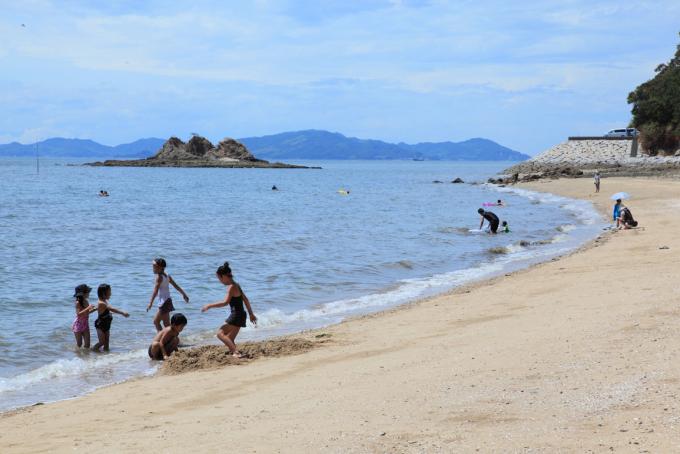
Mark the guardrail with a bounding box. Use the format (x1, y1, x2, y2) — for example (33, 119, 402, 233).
(567, 136, 634, 140)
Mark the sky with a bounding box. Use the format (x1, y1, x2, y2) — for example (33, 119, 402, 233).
(1, 1, 678, 155)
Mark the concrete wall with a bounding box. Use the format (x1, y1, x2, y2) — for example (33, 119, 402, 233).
(504, 138, 680, 175)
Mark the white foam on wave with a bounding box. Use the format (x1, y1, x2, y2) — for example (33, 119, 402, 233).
(255, 261, 506, 330)
(0, 348, 151, 394)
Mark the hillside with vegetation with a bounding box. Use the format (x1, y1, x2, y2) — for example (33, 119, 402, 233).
(628, 33, 680, 155)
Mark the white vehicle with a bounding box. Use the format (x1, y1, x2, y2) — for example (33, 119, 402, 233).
(605, 128, 639, 137)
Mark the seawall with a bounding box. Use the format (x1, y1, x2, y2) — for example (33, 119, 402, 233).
(505, 137, 680, 176)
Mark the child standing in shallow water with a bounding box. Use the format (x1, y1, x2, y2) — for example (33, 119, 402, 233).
(147, 258, 190, 332)
(202, 262, 257, 358)
(72, 284, 95, 348)
(92, 284, 129, 352)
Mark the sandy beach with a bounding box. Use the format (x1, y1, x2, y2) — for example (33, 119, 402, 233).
(3, 177, 680, 453)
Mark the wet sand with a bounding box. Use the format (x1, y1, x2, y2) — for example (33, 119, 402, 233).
(3, 177, 680, 453)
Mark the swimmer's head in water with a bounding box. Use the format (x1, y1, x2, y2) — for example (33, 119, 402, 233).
(478, 208, 485, 215)
(502, 221, 508, 226)
(497, 200, 502, 204)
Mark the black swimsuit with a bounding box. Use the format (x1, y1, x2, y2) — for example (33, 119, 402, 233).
(226, 286, 247, 328)
(95, 307, 113, 332)
(483, 211, 500, 233)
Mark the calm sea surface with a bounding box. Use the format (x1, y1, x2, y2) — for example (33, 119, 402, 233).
(0, 158, 604, 411)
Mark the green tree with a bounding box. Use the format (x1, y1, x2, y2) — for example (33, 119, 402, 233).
(628, 33, 680, 155)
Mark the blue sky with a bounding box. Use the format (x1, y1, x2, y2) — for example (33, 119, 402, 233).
(1, 1, 678, 155)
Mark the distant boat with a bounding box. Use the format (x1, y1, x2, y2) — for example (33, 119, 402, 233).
(412, 157, 425, 161)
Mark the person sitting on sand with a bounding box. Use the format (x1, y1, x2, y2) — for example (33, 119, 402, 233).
(478, 208, 499, 234)
(501, 221, 510, 233)
(202, 262, 257, 358)
(148, 313, 187, 360)
(618, 206, 638, 229)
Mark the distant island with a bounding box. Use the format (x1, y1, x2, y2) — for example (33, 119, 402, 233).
(86, 136, 311, 169)
(241, 130, 530, 161)
(0, 130, 530, 161)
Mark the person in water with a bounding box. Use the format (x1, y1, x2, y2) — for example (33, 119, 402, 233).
(501, 221, 510, 233)
(272, 185, 278, 191)
(147, 258, 190, 332)
(496, 199, 504, 206)
(478, 208, 499, 234)
(148, 313, 187, 360)
(92, 284, 129, 352)
(72, 284, 96, 348)
(202, 262, 257, 358)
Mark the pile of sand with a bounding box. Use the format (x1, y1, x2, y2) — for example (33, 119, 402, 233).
(163, 336, 326, 375)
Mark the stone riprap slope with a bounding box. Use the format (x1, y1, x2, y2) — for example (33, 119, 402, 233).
(505, 139, 680, 176)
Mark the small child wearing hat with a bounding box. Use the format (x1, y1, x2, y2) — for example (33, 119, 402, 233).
(72, 284, 96, 348)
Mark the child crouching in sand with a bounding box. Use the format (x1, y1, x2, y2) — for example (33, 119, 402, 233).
(202, 262, 257, 358)
(148, 313, 187, 360)
(92, 284, 129, 352)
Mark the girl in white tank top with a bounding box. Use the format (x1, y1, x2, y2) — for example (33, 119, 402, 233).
(147, 258, 190, 332)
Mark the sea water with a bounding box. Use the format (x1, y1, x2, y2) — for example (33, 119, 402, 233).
(0, 159, 605, 411)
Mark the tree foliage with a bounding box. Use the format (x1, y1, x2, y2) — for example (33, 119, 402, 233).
(628, 33, 680, 155)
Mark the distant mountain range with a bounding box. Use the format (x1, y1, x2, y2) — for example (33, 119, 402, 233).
(241, 130, 529, 161)
(0, 137, 164, 159)
(0, 130, 529, 161)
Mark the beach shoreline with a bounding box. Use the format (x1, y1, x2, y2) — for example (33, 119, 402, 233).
(3, 176, 680, 452)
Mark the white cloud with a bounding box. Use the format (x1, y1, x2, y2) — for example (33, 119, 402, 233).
(0, 0, 678, 151)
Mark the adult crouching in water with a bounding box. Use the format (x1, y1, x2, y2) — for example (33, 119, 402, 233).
(202, 262, 257, 358)
(478, 208, 499, 234)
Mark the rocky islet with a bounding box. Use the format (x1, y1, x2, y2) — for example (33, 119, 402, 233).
(87, 135, 315, 168)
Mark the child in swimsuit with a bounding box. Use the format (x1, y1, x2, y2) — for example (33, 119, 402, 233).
(148, 313, 187, 360)
(92, 283, 130, 352)
(147, 258, 190, 332)
(202, 261, 257, 358)
(72, 284, 96, 348)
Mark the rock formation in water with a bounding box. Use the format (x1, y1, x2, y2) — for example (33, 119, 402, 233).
(87, 135, 312, 169)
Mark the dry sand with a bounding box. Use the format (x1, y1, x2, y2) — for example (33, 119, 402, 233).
(3, 177, 680, 453)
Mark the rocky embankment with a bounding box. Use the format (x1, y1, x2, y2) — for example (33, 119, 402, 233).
(500, 138, 680, 183)
(87, 136, 315, 169)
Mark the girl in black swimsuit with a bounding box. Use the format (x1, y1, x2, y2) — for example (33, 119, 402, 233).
(92, 284, 130, 352)
(202, 262, 257, 358)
